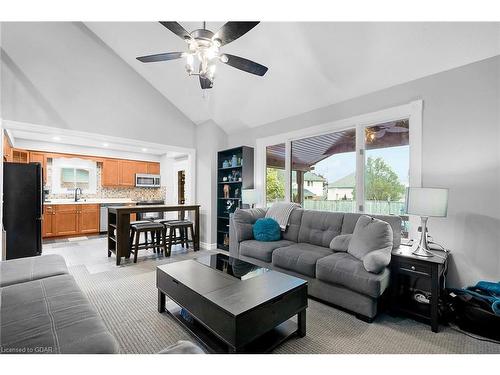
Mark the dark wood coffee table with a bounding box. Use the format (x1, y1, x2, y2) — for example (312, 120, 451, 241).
(156, 253, 308, 353)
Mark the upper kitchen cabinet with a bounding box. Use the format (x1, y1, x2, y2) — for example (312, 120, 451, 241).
(29, 152, 47, 184)
(147, 162, 160, 174)
(102, 159, 157, 187)
(102, 159, 120, 186)
(11, 148, 29, 163)
(3, 133, 13, 162)
(119, 160, 147, 187)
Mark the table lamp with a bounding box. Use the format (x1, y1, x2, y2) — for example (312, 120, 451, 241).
(406, 187, 448, 257)
(242, 189, 259, 208)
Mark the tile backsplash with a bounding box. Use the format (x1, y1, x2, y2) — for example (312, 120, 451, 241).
(46, 162, 165, 201)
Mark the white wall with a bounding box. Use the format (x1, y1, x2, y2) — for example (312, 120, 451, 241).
(1, 22, 196, 148)
(229, 56, 500, 288)
(195, 120, 227, 248)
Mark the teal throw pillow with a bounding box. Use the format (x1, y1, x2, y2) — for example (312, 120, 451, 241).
(253, 218, 281, 242)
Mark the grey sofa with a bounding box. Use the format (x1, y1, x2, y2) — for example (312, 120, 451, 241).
(229, 208, 402, 320)
(0, 254, 119, 354)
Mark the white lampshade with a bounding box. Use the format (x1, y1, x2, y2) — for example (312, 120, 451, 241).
(242, 189, 259, 205)
(406, 187, 448, 217)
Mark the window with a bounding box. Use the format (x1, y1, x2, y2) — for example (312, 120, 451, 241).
(291, 129, 356, 212)
(51, 158, 97, 194)
(364, 119, 410, 236)
(257, 101, 422, 238)
(266, 143, 286, 206)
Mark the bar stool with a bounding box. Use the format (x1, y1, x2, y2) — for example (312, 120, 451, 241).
(129, 222, 166, 263)
(164, 220, 195, 253)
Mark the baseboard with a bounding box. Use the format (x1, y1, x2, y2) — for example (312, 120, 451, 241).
(200, 242, 217, 250)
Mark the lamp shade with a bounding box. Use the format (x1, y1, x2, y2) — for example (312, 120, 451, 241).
(406, 187, 448, 217)
(242, 189, 259, 205)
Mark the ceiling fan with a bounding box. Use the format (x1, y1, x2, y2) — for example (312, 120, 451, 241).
(136, 21, 269, 89)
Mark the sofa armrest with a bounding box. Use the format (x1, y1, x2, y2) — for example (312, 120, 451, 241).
(229, 207, 267, 258)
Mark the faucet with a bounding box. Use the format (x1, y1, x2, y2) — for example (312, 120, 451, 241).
(74, 188, 82, 202)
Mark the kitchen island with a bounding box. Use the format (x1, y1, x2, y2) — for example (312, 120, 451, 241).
(107, 204, 200, 265)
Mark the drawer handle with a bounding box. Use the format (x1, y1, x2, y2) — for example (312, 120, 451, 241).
(171, 278, 179, 285)
(400, 267, 429, 276)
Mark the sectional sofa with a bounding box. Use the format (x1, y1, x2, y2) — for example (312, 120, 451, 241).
(229, 208, 401, 320)
(0, 254, 119, 354)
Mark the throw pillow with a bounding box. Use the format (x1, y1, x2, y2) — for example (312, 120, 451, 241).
(363, 247, 392, 274)
(253, 218, 281, 242)
(329, 234, 352, 252)
(348, 215, 393, 261)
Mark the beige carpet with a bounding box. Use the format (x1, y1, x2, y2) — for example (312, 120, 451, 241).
(46, 237, 499, 354)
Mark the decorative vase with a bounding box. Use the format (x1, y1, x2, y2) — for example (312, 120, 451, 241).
(222, 160, 229, 169)
(231, 155, 237, 167)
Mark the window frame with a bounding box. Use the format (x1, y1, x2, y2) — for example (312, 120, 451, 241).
(255, 100, 422, 235)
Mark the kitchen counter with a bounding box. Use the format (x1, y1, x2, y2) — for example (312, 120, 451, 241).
(44, 198, 136, 205)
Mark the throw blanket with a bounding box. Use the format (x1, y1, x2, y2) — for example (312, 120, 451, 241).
(458, 281, 500, 315)
(265, 202, 301, 231)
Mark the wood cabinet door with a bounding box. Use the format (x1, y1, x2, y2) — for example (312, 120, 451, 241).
(136, 161, 148, 174)
(79, 204, 100, 234)
(29, 152, 47, 184)
(119, 160, 137, 186)
(42, 205, 56, 237)
(54, 205, 79, 236)
(102, 159, 120, 186)
(147, 162, 160, 174)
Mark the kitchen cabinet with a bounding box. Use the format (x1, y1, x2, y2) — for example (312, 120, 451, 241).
(119, 160, 139, 186)
(12, 148, 29, 163)
(147, 162, 160, 174)
(29, 152, 47, 184)
(3, 134, 13, 162)
(103, 159, 152, 187)
(102, 159, 120, 186)
(79, 204, 100, 234)
(42, 205, 56, 237)
(54, 205, 79, 236)
(42, 203, 100, 238)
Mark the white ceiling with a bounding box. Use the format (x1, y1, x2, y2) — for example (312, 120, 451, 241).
(5, 122, 188, 159)
(85, 22, 500, 134)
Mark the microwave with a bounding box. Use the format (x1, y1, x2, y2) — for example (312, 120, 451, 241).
(135, 174, 161, 188)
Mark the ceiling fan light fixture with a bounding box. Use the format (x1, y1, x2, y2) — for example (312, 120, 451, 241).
(138, 21, 268, 89)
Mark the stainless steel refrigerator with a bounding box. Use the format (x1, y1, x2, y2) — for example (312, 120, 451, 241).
(3, 162, 43, 259)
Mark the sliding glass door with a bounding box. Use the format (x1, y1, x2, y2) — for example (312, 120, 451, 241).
(265, 143, 286, 206)
(290, 128, 357, 212)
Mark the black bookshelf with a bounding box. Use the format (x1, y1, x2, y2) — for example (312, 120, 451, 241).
(216, 146, 254, 251)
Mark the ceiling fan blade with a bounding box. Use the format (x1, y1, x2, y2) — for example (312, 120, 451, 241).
(199, 63, 213, 89)
(220, 54, 268, 76)
(136, 52, 184, 63)
(212, 22, 260, 46)
(159, 22, 192, 42)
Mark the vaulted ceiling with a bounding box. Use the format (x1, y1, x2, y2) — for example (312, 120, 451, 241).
(86, 22, 500, 134)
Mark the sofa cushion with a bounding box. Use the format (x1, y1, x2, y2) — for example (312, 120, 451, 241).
(1, 274, 119, 354)
(316, 252, 390, 298)
(253, 218, 281, 241)
(240, 239, 295, 262)
(341, 212, 402, 249)
(272, 243, 332, 277)
(282, 208, 304, 242)
(348, 215, 393, 260)
(297, 210, 344, 247)
(329, 234, 352, 252)
(0, 254, 68, 287)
